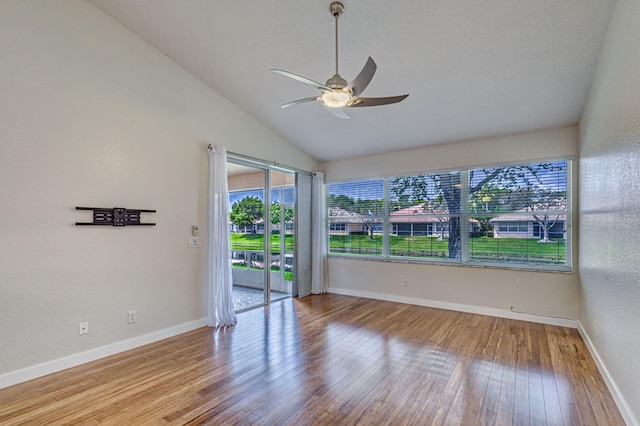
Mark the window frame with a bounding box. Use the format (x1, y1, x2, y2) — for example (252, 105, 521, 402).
(327, 158, 572, 272)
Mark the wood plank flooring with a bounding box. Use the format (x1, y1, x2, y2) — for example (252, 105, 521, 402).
(0, 294, 625, 425)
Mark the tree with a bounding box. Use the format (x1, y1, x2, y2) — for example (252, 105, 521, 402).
(329, 194, 355, 211)
(391, 171, 462, 256)
(270, 201, 294, 230)
(470, 183, 503, 236)
(518, 186, 566, 243)
(353, 198, 383, 239)
(230, 196, 263, 232)
(391, 193, 415, 211)
(391, 163, 565, 259)
(471, 184, 497, 213)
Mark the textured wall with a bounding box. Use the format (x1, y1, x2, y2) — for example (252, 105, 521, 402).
(0, 0, 315, 376)
(579, 0, 640, 422)
(322, 127, 580, 321)
(322, 126, 578, 181)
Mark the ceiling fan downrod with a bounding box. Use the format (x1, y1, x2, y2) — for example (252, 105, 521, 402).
(326, 2, 347, 89)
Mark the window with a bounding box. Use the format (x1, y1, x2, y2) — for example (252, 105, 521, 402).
(497, 222, 528, 233)
(327, 179, 384, 256)
(327, 160, 570, 270)
(329, 222, 347, 232)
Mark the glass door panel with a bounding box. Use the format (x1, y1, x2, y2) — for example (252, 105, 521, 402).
(227, 162, 267, 312)
(269, 171, 296, 303)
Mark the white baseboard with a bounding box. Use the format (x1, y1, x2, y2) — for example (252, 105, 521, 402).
(328, 287, 577, 328)
(0, 318, 208, 390)
(577, 322, 639, 426)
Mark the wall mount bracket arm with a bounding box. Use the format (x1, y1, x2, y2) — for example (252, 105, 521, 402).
(75, 207, 156, 227)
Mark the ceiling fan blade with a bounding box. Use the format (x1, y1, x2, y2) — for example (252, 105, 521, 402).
(281, 97, 320, 109)
(324, 105, 351, 119)
(349, 94, 409, 107)
(344, 57, 377, 97)
(270, 69, 332, 91)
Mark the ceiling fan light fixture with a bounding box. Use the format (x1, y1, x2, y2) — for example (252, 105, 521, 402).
(322, 90, 351, 108)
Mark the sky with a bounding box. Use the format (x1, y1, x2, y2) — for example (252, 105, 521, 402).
(229, 186, 296, 209)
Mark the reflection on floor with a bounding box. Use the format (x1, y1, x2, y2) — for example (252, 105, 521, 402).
(232, 286, 289, 311)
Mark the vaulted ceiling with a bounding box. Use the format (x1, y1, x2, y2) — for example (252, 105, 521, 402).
(87, 0, 615, 162)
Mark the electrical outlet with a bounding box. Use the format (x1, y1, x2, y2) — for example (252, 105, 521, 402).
(79, 321, 89, 335)
(188, 237, 200, 248)
(128, 311, 137, 324)
(402, 279, 408, 287)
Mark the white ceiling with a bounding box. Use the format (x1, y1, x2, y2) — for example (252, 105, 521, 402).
(87, 0, 615, 162)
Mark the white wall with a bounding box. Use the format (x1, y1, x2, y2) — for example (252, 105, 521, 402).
(0, 0, 316, 380)
(579, 0, 640, 422)
(322, 127, 579, 322)
(228, 170, 295, 192)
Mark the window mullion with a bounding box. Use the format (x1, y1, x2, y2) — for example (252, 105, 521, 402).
(565, 160, 573, 269)
(382, 178, 390, 258)
(460, 170, 470, 263)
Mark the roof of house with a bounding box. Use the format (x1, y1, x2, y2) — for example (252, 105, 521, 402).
(330, 203, 479, 223)
(490, 214, 567, 222)
(489, 199, 567, 222)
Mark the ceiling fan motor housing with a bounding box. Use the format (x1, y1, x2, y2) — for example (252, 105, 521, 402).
(325, 73, 348, 89)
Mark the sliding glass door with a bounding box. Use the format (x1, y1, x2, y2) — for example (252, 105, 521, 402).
(227, 159, 296, 312)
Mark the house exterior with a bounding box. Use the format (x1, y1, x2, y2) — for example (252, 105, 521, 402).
(329, 204, 480, 237)
(390, 204, 480, 237)
(489, 200, 567, 239)
(490, 215, 566, 239)
(329, 202, 568, 239)
(230, 218, 294, 234)
(328, 207, 379, 235)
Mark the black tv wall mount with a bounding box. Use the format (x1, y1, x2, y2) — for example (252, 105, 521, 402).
(75, 207, 156, 227)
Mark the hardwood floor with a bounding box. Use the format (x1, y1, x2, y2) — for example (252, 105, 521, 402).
(0, 294, 625, 425)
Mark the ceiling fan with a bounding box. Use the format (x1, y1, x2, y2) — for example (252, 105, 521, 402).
(270, 2, 409, 119)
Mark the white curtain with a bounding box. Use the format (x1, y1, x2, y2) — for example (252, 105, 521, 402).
(205, 145, 237, 328)
(311, 172, 328, 294)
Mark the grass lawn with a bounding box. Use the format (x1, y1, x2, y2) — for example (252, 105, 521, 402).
(230, 233, 294, 252)
(329, 235, 566, 264)
(232, 233, 566, 265)
(469, 236, 566, 263)
(231, 234, 294, 280)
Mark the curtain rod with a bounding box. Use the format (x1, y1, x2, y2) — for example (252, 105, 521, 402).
(208, 145, 312, 176)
